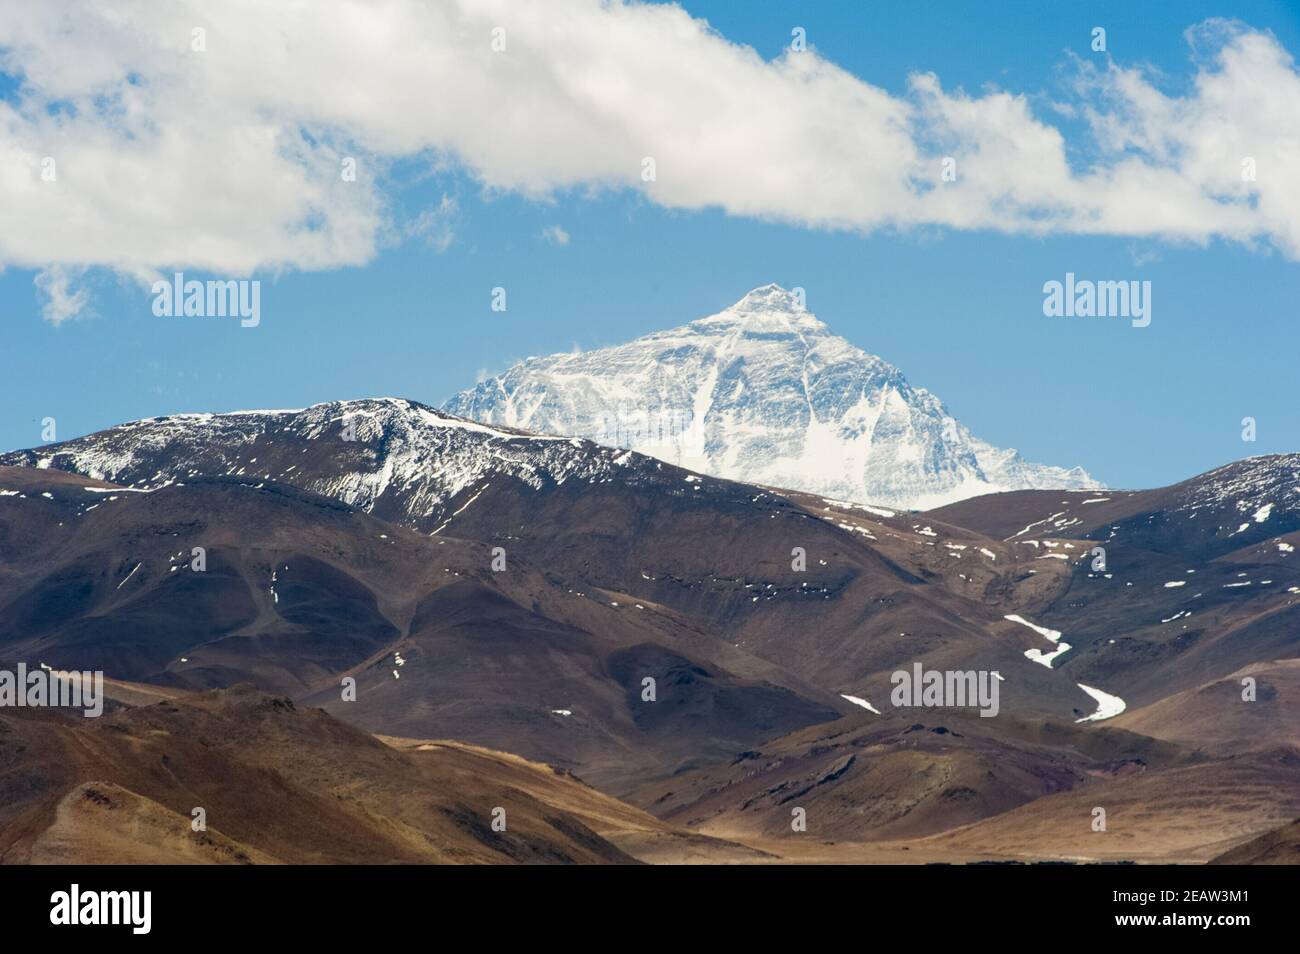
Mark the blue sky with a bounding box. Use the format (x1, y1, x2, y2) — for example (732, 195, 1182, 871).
(2, 0, 1298, 490)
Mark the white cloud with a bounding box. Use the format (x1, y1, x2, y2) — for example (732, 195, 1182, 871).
(0, 3, 1296, 323)
(34, 266, 91, 325)
(407, 195, 459, 253)
(541, 225, 570, 246)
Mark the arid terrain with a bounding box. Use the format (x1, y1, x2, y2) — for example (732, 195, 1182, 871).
(1, 402, 1297, 863)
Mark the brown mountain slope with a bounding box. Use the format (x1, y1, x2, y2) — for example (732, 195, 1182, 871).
(378, 736, 772, 863)
(924, 458, 1300, 712)
(8, 417, 1297, 727)
(427, 472, 1107, 722)
(926, 748, 1300, 862)
(927, 455, 1300, 561)
(626, 709, 1191, 843)
(4, 415, 1298, 865)
(1110, 658, 1300, 755)
(28, 782, 279, 865)
(0, 686, 659, 864)
(1210, 816, 1300, 864)
(0, 405, 1122, 723)
(0, 466, 842, 790)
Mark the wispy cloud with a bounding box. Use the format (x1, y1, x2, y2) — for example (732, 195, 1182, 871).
(407, 195, 459, 253)
(34, 265, 91, 325)
(541, 225, 570, 246)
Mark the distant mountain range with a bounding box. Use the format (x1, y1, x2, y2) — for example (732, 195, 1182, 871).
(445, 284, 1100, 509)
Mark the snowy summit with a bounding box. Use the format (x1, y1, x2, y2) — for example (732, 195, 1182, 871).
(445, 285, 1099, 509)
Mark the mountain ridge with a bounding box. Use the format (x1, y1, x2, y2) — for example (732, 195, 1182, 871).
(3, 408, 1298, 862)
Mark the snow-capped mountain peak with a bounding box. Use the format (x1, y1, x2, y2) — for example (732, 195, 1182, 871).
(444, 285, 1100, 509)
(694, 283, 825, 333)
